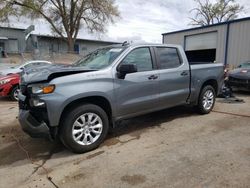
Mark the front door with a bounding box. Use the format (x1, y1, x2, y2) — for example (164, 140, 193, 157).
(114, 47, 159, 118)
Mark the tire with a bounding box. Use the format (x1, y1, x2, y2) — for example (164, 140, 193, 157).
(60, 104, 109, 153)
(10, 86, 19, 101)
(197, 85, 216, 114)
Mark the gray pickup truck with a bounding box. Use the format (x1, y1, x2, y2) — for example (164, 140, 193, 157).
(18, 43, 224, 153)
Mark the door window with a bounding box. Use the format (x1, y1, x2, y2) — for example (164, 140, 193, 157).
(156, 47, 181, 69)
(121, 48, 153, 72)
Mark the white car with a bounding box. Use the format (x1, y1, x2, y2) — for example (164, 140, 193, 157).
(0, 60, 52, 75)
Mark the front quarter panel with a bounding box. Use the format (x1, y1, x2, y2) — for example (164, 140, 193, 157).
(39, 69, 115, 126)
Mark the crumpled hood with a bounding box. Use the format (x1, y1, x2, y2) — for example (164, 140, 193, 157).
(21, 64, 96, 84)
(229, 68, 250, 79)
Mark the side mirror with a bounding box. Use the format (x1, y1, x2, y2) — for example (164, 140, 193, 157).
(117, 64, 137, 79)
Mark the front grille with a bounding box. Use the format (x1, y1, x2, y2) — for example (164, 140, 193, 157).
(20, 84, 27, 95)
(229, 77, 249, 84)
(18, 84, 29, 110)
(19, 99, 28, 110)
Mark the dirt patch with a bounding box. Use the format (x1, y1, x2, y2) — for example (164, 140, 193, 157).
(243, 148, 250, 157)
(0, 123, 25, 144)
(0, 137, 63, 166)
(64, 172, 86, 183)
(121, 174, 146, 185)
(103, 137, 121, 147)
(86, 150, 105, 159)
(72, 150, 105, 165)
(211, 116, 248, 134)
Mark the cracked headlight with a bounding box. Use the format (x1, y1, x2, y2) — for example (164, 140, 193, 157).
(31, 84, 55, 94)
(0, 79, 11, 85)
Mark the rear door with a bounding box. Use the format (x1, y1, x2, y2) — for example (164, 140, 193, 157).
(154, 47, 190, 108)
(114, 47, 159, 118)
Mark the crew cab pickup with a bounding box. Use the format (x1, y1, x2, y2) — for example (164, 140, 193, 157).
(18, 44, 224, 153)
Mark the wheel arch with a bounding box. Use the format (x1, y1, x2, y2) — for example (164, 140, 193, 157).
(59, 96, 113, 128)
(8, 84, 19, 95)
(201, 79, 218, 94)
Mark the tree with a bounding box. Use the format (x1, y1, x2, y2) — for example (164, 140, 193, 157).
(0, 0, 119, 52)
(190, 0, 244, 26)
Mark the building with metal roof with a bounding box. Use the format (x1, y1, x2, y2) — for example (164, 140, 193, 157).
(0, 26, 120, 57)
(0, 26, 28, 54)
(162, 17, 250, 67)
(26, 34, 121, 56)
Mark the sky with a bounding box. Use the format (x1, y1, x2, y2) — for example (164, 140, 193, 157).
(4, 0, 250, 43)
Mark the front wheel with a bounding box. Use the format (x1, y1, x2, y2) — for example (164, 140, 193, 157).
(197, 85, 216, 114)
(60, 104, 109, 153)
(10, 86, 19, 101)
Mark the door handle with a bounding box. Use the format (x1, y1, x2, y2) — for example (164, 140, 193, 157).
(180, 71, 189, 76)
(148, 75, 158, 80)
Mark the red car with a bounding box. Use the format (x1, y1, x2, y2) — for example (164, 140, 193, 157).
(0, 74, 20, 100)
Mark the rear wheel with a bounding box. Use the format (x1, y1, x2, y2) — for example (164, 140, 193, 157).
(197, 85, 216, 114)
(10, 86, 19, 101)
(60, 104, 109, 153)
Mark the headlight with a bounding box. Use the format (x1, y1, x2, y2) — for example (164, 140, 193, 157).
(31, 84, 55, 94)
(0, 79, 11, 85)
(30, 99, 45, 107)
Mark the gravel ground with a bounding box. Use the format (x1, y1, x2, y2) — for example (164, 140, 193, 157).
(0, 92, 249, 188)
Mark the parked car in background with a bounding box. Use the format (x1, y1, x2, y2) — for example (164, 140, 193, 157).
(228, 61, 250, 91)
(0, 60, 52, 76)
(0, 61, 52, 100)
(18, 43, 224, 153)
(0, 74, 20, 100)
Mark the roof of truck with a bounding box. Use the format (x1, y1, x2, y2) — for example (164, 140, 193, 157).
(108, 42, 181, 48)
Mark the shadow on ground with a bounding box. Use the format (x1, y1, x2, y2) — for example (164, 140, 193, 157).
(1, 91, 249, 167)
(0, 96, 15, 102)
(233, 90, 250, 96)
(0, 105, 198, 167)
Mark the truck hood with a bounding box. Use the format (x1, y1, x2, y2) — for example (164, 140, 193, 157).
(229, 68, 250, 79)
(21, 64, 97, 84)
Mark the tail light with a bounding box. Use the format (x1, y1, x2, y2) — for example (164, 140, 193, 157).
(224, 65, 230, 78)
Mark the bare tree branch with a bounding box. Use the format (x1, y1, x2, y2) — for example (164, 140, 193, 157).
(190, 0, 244, 26)
(0, 0, 119, 51)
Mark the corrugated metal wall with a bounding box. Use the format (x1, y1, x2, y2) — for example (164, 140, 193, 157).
(26, 35, 117, 56)
(77, 41, 116, 56)
(227, 20, 250, 66)
(163, 19, 250, 66)
(0, 28, 26, 53)
(163, 24, 227, 64)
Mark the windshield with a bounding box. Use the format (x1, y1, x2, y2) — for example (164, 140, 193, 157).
(74, 47, 125, 70)
(11, 64, 23, 69)
(240, 62, 250, 68)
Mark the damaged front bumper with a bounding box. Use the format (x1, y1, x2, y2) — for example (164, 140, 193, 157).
(18, 92, 54, 140)
(18, 109, 52, 139)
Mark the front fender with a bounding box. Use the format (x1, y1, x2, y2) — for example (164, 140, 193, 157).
(41, 91, 115, 127)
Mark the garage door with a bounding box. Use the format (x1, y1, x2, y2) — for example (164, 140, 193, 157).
(185, 32, 217, 63)
(185, 32, 217, 51)
(8, 39, 18, 53)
